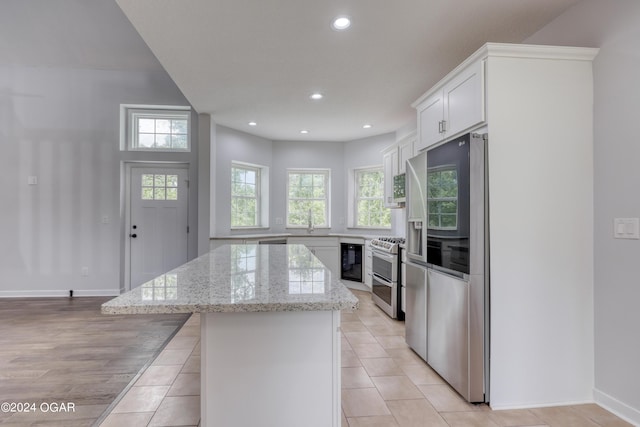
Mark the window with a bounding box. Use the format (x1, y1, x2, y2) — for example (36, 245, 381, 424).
(230, 245, 257, 302)
(287, 245, 325, 294)
(287, 169, 330, 228)
(231, 162, 269, 228)
(121, 105, 191, 152)
(141, 274, 178, 301)
(427, 166, 458, 229)
(355, 167, 391, 228)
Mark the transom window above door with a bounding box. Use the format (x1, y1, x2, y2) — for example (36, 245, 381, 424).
(121, 105, 191, 152)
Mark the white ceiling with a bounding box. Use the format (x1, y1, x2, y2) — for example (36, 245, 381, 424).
(0, 0, 162, 72)
(64, 0, 589, 141)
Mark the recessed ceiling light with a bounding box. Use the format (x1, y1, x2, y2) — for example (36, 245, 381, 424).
(363, 124, 372, 129)
(248, 121, 257, 126)
(300, 130, 309, 134)
(310, 93, 323, 100)
(331, 16, 351, 31)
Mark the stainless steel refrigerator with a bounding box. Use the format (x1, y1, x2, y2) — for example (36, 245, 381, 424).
(404, 132, 489, 403)
(405, 150, 428, 362)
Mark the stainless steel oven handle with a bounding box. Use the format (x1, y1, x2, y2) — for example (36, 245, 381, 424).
(372, 273, 393, 286)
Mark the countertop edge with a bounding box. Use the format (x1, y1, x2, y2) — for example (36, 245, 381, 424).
(210, 233, 383, 240)
(102, 300, 360, 315)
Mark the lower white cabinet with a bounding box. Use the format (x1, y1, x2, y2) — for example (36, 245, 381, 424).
(287, 237, 339, 275)
(364, 239, 373, 289)
(400, 260, 406, 312)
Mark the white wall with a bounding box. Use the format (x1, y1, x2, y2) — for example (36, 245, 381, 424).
(344, 132, 405, 236)
(213, 126, 273, 236)
(526, 1, 640, 423)
(271, 140, 346, 234)
(212, 128, 401, 237)
(198, 113, 211, 255)
(0, 65, 197, 296)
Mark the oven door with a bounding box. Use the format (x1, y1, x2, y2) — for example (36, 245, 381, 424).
(371, 250, 397, 283)
(371, 274, 397, 319)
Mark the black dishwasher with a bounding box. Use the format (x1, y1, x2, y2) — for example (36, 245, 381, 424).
(340, 243, 363, 282)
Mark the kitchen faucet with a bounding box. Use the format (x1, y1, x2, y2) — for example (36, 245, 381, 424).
(307, 208, 314, 234)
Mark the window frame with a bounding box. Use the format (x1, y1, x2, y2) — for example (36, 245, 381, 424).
(140, 173, 180, 201)
(230, 161, 269, 230)
(231, 163, 260, 229)
(120, 105, 191, 152)
(353, 166, 391, 229)
(427, 165, 459, 230)
(286, 168, 331, 229)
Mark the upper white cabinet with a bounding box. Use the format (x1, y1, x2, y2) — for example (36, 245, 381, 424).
(382, 144, 399, 208)
(382, 132, 415, 207)
(415, 92, 444, 152)
(397, 134, 415, 175)
(414, 60, 485, 152)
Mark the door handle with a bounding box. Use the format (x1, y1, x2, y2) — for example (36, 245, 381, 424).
(130, 234, 137, 238)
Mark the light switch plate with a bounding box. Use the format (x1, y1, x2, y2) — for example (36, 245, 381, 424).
(27, 176, 38, 185)
(613, 218, 640, 239)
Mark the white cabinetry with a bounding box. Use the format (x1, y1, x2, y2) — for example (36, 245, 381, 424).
(382, 132, 416, 207)
(411, 43, 598, 409)
(287, 237, 339, 275)
(397, 135, 415, 174)
(382, 145, 399, 207)
(414, 60, 485, 151)
(211, 238, 259, 249)
(364, 239, 373, 289)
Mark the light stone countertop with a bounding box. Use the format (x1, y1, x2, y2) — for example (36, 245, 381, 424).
(102, 244, 359, 315)
(210, 232, 383, 240)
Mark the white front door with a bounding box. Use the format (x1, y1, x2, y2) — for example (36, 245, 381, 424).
(130, 166, 189, 288)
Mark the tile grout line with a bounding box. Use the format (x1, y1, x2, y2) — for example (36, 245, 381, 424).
(91, 314, 193, 427)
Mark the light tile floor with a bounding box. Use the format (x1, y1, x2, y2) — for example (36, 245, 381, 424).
(98, 290, 633, 427)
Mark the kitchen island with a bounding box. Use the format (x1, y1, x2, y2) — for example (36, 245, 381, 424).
(102, 244, 358, 427)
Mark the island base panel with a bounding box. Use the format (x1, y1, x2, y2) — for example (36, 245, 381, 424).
(201, 310, 341, 427)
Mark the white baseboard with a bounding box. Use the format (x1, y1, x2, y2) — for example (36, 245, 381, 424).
(490, 398, 593, 411)
(0, 289, 121, 298)
(594, 388, 640, 426)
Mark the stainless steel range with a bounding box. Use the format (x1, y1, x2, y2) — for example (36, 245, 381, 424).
(370, 237, 404, 319)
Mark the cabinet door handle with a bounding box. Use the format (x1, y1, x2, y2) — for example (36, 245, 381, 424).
(441, 120, 447, 133)
(438, 120, 442, 133)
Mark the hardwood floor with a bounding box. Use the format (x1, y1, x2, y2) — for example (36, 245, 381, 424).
(0, 297, 189, 426)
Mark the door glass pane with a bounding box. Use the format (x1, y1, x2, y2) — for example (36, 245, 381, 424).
(154, 187, 166, 200)
(166, 175, 178, 187)
(142, 188, 154, 200)
(141, 173, 179, 201)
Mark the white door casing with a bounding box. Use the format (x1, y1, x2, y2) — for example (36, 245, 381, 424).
(129, 166, 189, 288)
